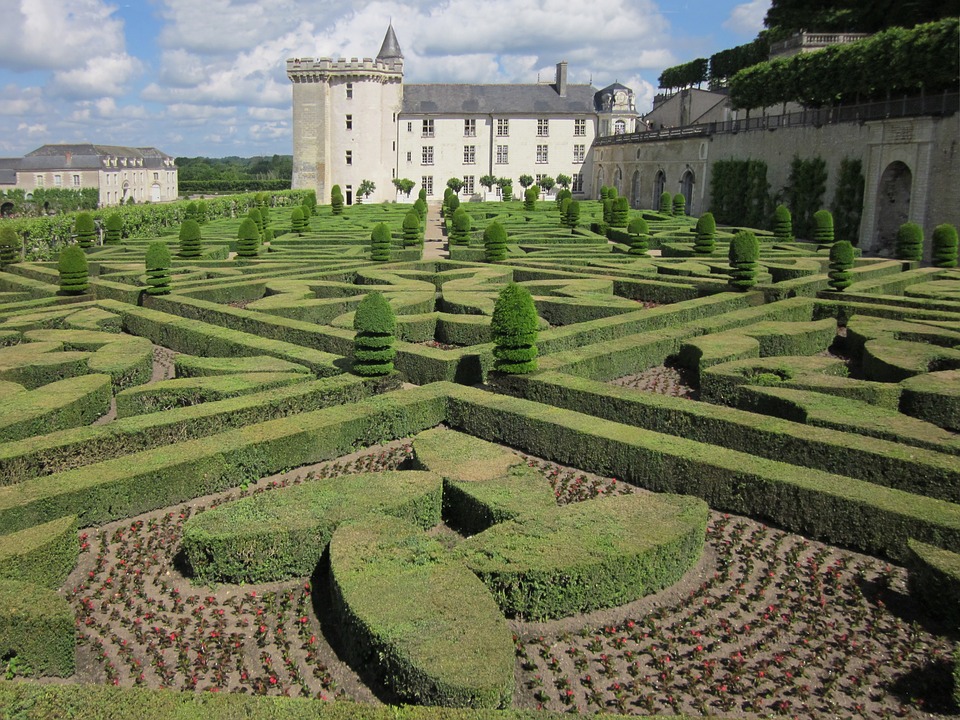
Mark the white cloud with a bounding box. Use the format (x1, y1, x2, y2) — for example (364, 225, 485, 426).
(50, 53, 144, 99)
(723, 0, 770, 36)
(0, 0, 127, 72)
(0, 85, 45, 116)
(16, 122, 47, 138)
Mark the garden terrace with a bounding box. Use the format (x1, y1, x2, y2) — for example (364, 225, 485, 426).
(0, 192, 957, 718)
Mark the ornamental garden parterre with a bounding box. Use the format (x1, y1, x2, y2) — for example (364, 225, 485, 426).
(0, 190, 957, 719)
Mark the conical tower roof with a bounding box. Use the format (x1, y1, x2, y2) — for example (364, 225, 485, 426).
(377, 23, 403, 61)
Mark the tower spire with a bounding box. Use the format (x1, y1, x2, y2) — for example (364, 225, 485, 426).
(377, 22, 403, 61)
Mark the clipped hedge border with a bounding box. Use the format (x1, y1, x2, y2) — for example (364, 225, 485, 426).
(0, 515, 77, 588)
(181, 471, 442, 584)
(0, 374, 111, 443)
(906, 539, 960, 630)
(0, 580, 74, 677)
(441, 383, 960, 562)
(0, 374, 399, 486)
(329, 515, 515, 708)
(0, 386, 447, 533)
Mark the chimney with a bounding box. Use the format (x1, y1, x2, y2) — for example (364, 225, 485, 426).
(555, 61, 568, 97)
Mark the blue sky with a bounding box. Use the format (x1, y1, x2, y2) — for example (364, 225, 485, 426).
(0, 0, 770, 159)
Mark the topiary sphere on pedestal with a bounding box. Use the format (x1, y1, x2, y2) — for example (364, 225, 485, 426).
(491, 283, 539, 374)
(627, 217, 649, 256)
(144, 241, 172, 296)
(352, 291, 396, 376)
(828, 240, 855, 291)
(58, 245, 89, 295)
(728, 230, 760, 291)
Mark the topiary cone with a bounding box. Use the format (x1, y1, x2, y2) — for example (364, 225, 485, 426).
(236, 218, 260, 258)
(491, 283, 539, 374)
(352, 291, 396, 376)
(74, 212, 96, 250)
(58, 245, 89, 295)
(728, 231, 760, 291)
(370, 222, 392, 261)
(179, 219, 202, 258)
(828, 240, 855, 291)
(932, 224, 958, 268)
(694, 213, 716, 255)
(144, 241, 172, 295)
(484, 221, 508, 262)
(895, 222, 923, 261)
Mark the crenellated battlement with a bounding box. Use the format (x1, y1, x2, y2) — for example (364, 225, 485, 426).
(286, 56, 403, 82)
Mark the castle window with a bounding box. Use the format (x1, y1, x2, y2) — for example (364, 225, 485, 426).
(407, 122, 412, 132)
(614, 120, 626, 134)
(346, 83, 353, 99)
(573, 144, 585, 163)
(463, 175, 474, 194)
(535, 174, 544, 185)
(346, 115, 353, 130)
(72, 175, 81, 187)
(574, 119, 586, 136)
(406, 151, 412, 162)
(421, 146, 434, 165)
(54, 174, 62, 187)
(497, 118, 509, 137)
(421, 175, 433, 196)
(422, 119, 434, 138)
(463, 145, 475, 164)
(572, 173, 583, 193)
(464, 119, 476, 137)
(536, 145, 548, 164)
(537, 119, 549, 137)
(496, 145, 508, 164)
(346, 150, 353, 166)
(35, 174, 43, 187)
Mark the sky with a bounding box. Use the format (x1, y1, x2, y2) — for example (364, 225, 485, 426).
(0, 0, 771, 159)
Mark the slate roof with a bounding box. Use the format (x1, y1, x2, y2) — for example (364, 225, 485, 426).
(19, 144, 172, 171)
(402, 83, 599, 115)
(377, 23, 403, 61)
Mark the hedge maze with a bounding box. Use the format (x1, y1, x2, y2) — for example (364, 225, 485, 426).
(0, 195, 958, 718)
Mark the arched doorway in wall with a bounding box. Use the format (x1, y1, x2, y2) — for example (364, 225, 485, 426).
(874, 161, 912, 257)
(595, 167, 605, 198)
(151, 183, 161, 202)
(0, 202, 13, 217)
(613, 167, 622, 196)
(631, 171, 641, 208)
(680, 169, 695, 215)
(653, 170, 666, 207)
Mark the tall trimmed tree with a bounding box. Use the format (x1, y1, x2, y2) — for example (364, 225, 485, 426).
(813, 209, 834, 244)
(895, 222, 923, 261)
(145, 242, 172, 296)
(75, 212, 96, 249)
(500, 183, 513, 202)
(413, 197, 427, 222)
(728, 231, 760, 291)
(932, 224, 959, 268)
(672, 193, 686, 217)
(0, 227, 19, 268)
(402, 210, 421, 247)
(179, 219, 202, 258)
(236, 218, 260, 258)
(602, 198, 614, 224)
(248, 208, 263, 238)
(291, 207, 306, 235)
(612, 197, 630, 227)
(450, 207, 471, 245)
(370, 222, 392, 261)
(659, 191, 673, 214)
(58, 245, 89, 295)
(524, 186, 538, 211)
(104, 213, 123, 245)
(331, 185, 344, 215)
(773, 204, 793, 242)
(565, 200, 580, 231)
(828, 240, 855, 291)
(694, 212, 716, 255)
(627, 217, 649, 256)
(484, 221, 508, 262)
(491, 283, 539, 374)
(352, 291, 396, 377)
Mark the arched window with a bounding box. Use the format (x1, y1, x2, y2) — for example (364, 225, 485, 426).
(653, 170, 666, 206)
(614, 120, 626, 135)
(631, 171, 641, 209)
(680, 170, 695, 215)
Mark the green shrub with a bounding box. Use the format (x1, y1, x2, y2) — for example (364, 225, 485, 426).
(672, 193, 686, 216)
(418, 187, 427, 202)
(103, 213, 122, 245)
(290, 206, 306, 234)
(627, 217, 649, 256)
(565, 200, 580, 230)
(0, 579, 74, 677)
(895, 222, 924, 261)
(446, 194, 461, 215)
(184, 201, 198, 221)
(659, 191, 673, 214)
(74, 212, 96, 249)
(413, 197, 427, 221)
(247, 207, 263, 236)
(57, 245, 88, 295)
(500, 183, 512, 202)
(263, 227, 274, 244)
(612, 196, 629, 227)
(906, 539, 960, 631)
(694, 212, 716, 255)
(813, 209, 834, 244)
(178, 219, 202, 258)
(353, 291, 396, 376)
(491, 283, 538, 374)
(236, 217, 260, 258)
(523, 186, 538, 211)
(196, 200, 208, 224)
(0, 226, 19, 268)
(555, 187, 571, 209)
(602, 198, 613, 223)
(144, 241, 172, 296)
(370, 222, 392, 262)
(0, 516, 77, 588)
(828, 240, 855, 291)
(483, 221, 507, 262)
(932, 224, 959, 268)
(331, 184, 344, 215)
(450, 207, 471, 245)
(402, 210, 421, 246)
(728, 230, 760, 291)
(559, 196, 572, 225)
(300, 201, 311, 220)
(303, 189, 317, 216)
(773, 204, 793, 241)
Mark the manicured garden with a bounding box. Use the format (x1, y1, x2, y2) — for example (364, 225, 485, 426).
(0, 190, 957, 718)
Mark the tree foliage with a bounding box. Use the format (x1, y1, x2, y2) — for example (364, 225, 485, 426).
(831, 159, 864, 244)
(484, 221, 508, 262)
(58, 245, 89, 295)
(0, 226, 19, 268)
(357, 180, 375, 203)
(828, 240, 855, 291)
(728, 231, 761, 291)
(710, 160, 770, 228)
(370, 223, 393, 262)
(932, 224, 958, 268)
(392, 178, 415, 197)
(659, 58, 709, 90)
(491, 283, 539, 374)
(784, 157, 827, 241)
(352, 291, 396, 377)
(179, 219, 202, 258)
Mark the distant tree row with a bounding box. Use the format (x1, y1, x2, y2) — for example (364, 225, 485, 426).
(175, 155, 293, 193)
(762, 0, 959, 41)
(0, 188, 99, 216)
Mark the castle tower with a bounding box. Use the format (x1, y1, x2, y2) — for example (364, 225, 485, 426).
(287, 24, 403, 204)
(595, 82, 638, 137)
